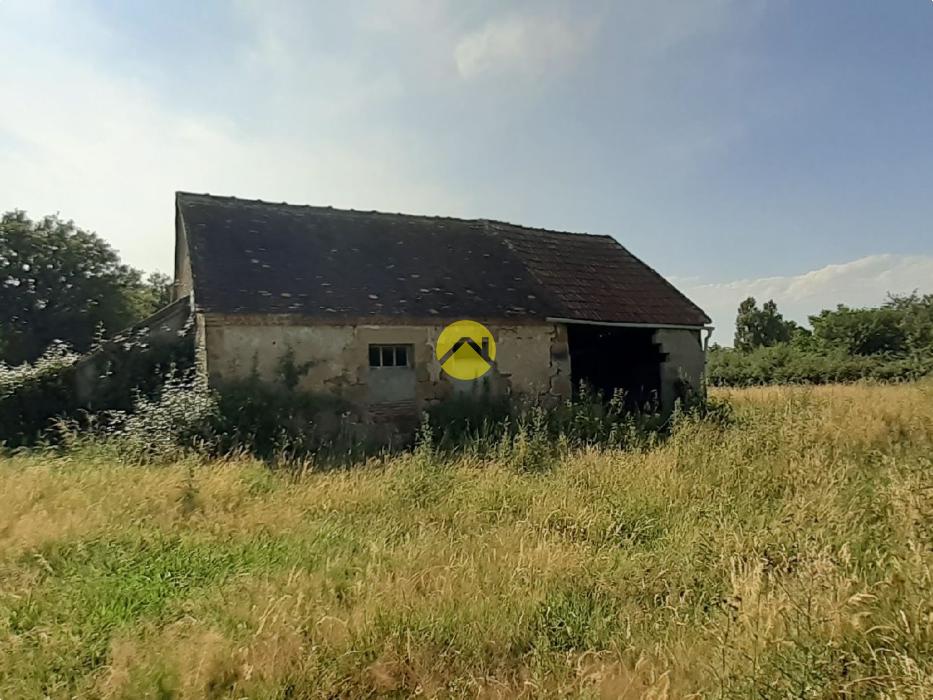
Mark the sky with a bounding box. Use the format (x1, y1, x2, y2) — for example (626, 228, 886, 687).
(1, 0, 931, 344)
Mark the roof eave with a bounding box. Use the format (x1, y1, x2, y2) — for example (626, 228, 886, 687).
(546, 316, 713, 331)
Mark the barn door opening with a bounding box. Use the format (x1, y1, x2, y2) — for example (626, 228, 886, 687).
(566, 324, 666, 410)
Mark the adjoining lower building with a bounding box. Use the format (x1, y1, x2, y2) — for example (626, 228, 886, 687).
(173, 192, 712, 432)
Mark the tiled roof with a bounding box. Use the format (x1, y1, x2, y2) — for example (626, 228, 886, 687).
(176, 192, 710, 327)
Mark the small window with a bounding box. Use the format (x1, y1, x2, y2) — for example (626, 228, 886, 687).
(369, 344, 412, 368)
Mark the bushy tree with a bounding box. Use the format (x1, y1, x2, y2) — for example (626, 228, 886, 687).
(881, 292, 933, 356)
(809, 305, 905, 356)
(734, 297, 797, 351)
(0, 210, 168, 364)
(808, 293, 932, 357)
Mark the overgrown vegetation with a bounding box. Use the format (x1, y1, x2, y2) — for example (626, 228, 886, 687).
(0, 305, 195, 448)
(1, 327, 698, 461)
(42, 373, 689, 467)
(1, 382, 930, 697)
(709, 292, 933, 386)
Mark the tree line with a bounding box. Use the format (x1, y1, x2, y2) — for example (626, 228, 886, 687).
(708, 294, 933, 386)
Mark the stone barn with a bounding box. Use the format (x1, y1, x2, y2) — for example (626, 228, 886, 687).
(173, 192, 711, 431)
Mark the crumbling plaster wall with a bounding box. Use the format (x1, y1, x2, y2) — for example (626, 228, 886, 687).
(200, 316, 571, 419)
(653, 328, 705, 413)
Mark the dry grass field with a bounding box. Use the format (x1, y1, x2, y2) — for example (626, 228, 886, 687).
(1, 382, 932, 698)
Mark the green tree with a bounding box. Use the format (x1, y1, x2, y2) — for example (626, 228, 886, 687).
(135, 272, 174, 313)
(809, 304, 907, 356)
(787, 322, 815, 350)
(733, 298, 758, 351)
(734, 297, 795, 351)
(0, 210, 167, 364)
(884, 292, 933, 356)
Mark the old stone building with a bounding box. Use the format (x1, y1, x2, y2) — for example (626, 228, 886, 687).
(173, 192, 711, 429)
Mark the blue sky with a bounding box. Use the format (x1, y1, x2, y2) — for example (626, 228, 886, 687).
(1, 0, 931, 342)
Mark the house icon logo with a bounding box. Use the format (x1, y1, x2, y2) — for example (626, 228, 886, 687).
(436, 320, 497, 380)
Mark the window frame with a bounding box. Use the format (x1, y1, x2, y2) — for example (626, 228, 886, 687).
(368, 343, 413, 369)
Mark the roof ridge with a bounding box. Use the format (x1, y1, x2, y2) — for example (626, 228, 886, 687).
(482, 218, 612, 240)
(175, 191, 605, 240)
(177, 191, 470, 225)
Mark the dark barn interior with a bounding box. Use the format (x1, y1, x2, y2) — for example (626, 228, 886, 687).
(566, 325, 666, 409)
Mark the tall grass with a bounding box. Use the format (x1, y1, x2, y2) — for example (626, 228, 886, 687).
(1, 382, 931, 698)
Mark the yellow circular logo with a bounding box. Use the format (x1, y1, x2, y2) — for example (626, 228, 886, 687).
(436, 320, 497, 380)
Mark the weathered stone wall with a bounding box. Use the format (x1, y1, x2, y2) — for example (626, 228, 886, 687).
(201, 316, 571, 424)
(654, 328, 705, 413)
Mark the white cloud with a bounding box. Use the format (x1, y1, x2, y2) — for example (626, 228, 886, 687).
(449, 0, 755, 83)
(675, 254, 933, 345)
(454, 13, 597, 80)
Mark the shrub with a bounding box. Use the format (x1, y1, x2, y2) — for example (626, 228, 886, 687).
(0, 341, 80, 446)
(104, 370, 218, 461)
(707, 343, 932, 387)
